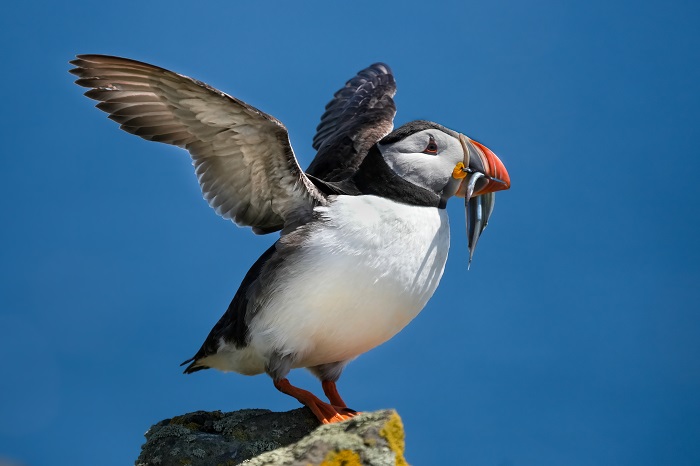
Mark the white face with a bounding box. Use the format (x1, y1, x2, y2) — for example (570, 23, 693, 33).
(378, 128, 465, 194)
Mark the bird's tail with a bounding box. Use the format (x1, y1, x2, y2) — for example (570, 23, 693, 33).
(180, 357, 209, 374)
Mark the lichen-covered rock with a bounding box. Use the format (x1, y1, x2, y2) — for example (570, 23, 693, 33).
(135, 408, 408, 466)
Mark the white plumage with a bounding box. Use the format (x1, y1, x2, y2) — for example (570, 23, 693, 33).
(202, 194, 450, 375)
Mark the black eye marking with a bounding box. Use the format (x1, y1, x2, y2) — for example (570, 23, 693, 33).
(424, 136, 438, 155)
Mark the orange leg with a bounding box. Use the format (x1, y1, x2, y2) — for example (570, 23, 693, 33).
(274, 378, 356, 424)
(321, 380, 347, 408)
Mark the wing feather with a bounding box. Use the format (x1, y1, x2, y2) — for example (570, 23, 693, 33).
(307, 63, 397, 181)
(71, 54, 325, 234)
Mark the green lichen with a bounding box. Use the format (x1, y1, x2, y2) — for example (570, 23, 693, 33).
(215, 461, 237, 466)
(245, 439, 282, 456)
(224, 426, 249, 441)
(363, 436, 378, 448)
(147, 424, 194, 442)
(169, 416, 201, 431)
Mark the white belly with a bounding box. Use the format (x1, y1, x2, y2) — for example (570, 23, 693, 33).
(248, 195, 450, 368)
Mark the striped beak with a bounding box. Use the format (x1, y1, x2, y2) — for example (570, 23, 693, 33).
(455, 135, 511, 198)
(454, 136, 511, 268)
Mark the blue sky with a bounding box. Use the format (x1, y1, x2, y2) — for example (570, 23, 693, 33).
(1, 1, 699, 465)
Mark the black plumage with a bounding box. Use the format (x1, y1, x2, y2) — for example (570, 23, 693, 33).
(307, 63, 396, 182)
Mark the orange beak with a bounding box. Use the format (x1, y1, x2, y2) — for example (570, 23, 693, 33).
(455, 136, 511, 198)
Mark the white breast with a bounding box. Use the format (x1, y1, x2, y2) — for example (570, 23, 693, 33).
(248, 195, 450, 368)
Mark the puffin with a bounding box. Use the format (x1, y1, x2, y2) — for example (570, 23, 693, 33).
(70, 55, 511, 424)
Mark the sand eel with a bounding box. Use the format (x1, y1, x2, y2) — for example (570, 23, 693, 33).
(70, 55, 511, 424)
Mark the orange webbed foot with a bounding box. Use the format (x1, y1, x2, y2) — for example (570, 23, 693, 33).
(316, 402, 358, 424)
(274, 378, 359, 424)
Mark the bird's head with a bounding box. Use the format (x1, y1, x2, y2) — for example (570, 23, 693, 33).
(378, 120, 511, 265)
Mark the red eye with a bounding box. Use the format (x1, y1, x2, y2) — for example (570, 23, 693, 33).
(424, 137, 438, 155)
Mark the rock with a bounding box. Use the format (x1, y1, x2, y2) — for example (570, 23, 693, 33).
(135, 408, 408, 466)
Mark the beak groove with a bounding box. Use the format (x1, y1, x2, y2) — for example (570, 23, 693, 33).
(466, 138, 511, 196)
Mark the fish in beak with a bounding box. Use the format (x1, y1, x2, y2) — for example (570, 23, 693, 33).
(451, 135, 511, 268)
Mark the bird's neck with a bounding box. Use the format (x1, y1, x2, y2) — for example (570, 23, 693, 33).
(350, 146, 442, 208)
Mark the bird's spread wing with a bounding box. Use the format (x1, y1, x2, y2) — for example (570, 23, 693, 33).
(306, 63, 396, 182)
(70, 54, 326, 234)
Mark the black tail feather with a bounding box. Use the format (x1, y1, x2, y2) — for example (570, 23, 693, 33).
(180, 357, 209, 374)
(180, 357, 194, 367)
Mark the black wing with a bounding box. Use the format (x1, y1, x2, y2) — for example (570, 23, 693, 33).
(71, 54, 326, 234)
(306, 63, 397, 182)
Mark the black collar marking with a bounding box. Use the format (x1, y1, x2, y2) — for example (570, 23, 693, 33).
(310, 146, 443, 208)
